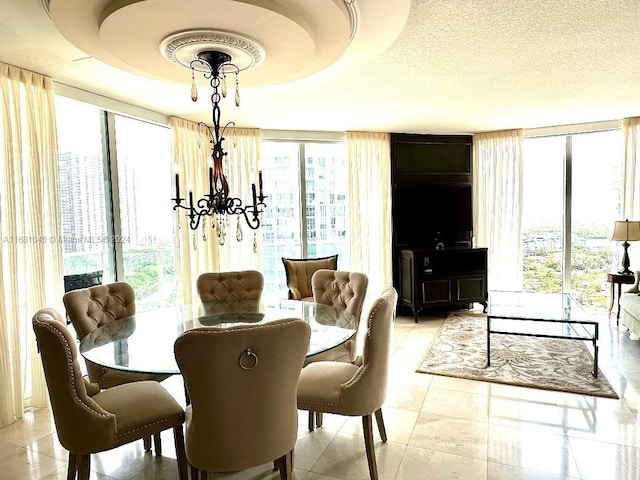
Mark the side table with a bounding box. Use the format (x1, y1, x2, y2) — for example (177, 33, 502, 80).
(607, 272, 635, 325)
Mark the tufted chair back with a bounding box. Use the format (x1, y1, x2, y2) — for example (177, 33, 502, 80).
(63, 282, 135, 340)
(196, 270, 264, 313)
(311, 269, 369, 321)
(63, 281, 170, 389)
(281, 254, 338, 301)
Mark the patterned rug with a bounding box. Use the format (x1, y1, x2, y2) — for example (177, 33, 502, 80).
(416, 312, 619, 399)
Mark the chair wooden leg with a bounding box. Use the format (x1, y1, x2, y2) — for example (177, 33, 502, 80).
(190, 465, 199, 480)
(315, 411, 323, 427)
(275, 450, 294, 480)
(362, 414, 379, 480)
(67, 452, 77, 480)
(143, 435, 152, 451)
(308, 410, 315, 431)
(153, 432, 162, 456)
(173, 426, 188, 480)
(77, 454, 91, 480)
(374, 408, 387, 442)
(201, 469, 208, 480)
(183, 382, 191, 406)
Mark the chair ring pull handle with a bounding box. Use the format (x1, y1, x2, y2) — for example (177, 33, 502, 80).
(239, 348, 258, 370)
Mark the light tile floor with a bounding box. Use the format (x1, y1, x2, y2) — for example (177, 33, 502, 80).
(2, 307, 640, 479)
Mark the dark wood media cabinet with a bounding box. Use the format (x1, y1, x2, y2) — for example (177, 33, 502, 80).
(399, 248, 488, 322)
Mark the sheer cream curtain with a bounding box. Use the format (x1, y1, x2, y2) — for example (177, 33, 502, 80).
(171, 117, 261, 305)
(621, 117, 640, 268)
(217, 127, 262, 273)
(0, 64, 64, 427)
(346, 131, 393, 305)
(473, 129, 524, 291)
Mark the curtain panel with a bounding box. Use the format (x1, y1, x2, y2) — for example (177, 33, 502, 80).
(0, 63, 64, 427)
(621, 117, 640, 269)
(622, 117, 640, 218)
(170, 117, 261, 305)
(473, 129, 524, 291)
(346, 131, 393, 306)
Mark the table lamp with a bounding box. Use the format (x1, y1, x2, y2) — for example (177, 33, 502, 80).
(611, 219, 640, 274)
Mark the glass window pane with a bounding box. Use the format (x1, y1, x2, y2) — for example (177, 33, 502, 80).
(55, 96, 113, 283)
(304, 143, 348, 260)
(261, 142, 302, 298)
(522, 136, 565, 293)
(113, 115, 176, 310)
(260, 141, 348, 300)
(571, 130, 622, 311)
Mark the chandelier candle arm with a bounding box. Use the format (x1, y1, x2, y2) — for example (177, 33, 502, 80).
(174, 172, 181, 204)
(172, 49, 267, 239)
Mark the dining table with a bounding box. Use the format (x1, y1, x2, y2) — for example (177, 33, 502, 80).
(79, 298, 358, 375)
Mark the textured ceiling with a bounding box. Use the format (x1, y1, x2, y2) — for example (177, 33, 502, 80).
(1, 0, 639, 134)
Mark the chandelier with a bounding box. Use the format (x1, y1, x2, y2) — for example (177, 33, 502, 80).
(172, 50, 266, 246)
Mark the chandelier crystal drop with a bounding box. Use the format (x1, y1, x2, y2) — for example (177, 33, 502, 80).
(172, 50, 266, 244)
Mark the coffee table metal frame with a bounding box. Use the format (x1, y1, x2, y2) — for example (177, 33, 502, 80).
(487, 291, 599, 378)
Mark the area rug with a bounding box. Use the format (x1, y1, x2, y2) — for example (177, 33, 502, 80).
(416, 312, 619, 399)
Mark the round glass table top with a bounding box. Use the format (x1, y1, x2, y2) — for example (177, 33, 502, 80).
(79, 299, 358, 375)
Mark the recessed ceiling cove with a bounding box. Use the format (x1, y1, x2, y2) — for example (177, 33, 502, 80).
(47, 0, 360, 87)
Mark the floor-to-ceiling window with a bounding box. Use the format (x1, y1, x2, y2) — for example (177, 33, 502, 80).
(522, 129, 623, 313)
(260, 140, 348, 298)
(55, 96, 177, 310)
(55, 96, 114, 282)
(113, 114, 176, 309)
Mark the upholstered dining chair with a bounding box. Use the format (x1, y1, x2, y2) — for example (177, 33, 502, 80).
(305, 268, 369, 430)
(174, 318, 310, 480)
(63, 281, 172, 454)
(63, 281, 172, 389)
(297, 287, 398, 480)
(281, 254, 338, 301)
(32, 308, 188, 480)
(196, 270, 264, 312)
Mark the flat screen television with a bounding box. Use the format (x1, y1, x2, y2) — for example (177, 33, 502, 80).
(393, 183, 472, 247)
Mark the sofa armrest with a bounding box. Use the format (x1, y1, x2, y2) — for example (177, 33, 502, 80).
(626, 272, 640, 293)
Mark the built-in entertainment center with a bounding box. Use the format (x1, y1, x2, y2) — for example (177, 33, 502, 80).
(391, 133, 488, 321)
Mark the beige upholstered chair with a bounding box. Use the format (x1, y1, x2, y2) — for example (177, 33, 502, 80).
(196, 270, 264, 312)
(174, 318, 310, 480)
(297, 287, 398, 480)
(32, 308, 187, 480)
(63, 282, 171, 453)
(63, 281, 171, 389)
(308, 269, 369, 363)
(305, 268, 369, 430)
(282, 254, 338, 301)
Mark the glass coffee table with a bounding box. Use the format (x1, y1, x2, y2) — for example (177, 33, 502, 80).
(487, 291, 599, 378)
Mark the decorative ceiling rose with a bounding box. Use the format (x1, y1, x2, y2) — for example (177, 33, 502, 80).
(160, 30, 266, 73)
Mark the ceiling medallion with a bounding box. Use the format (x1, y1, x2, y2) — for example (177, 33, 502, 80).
(160, 30, 266, 73)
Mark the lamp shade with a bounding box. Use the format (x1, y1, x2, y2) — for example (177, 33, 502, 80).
(611, 220, 640, 241)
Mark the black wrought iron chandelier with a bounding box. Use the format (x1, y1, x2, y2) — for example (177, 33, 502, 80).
(172, 50, 266, 245)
